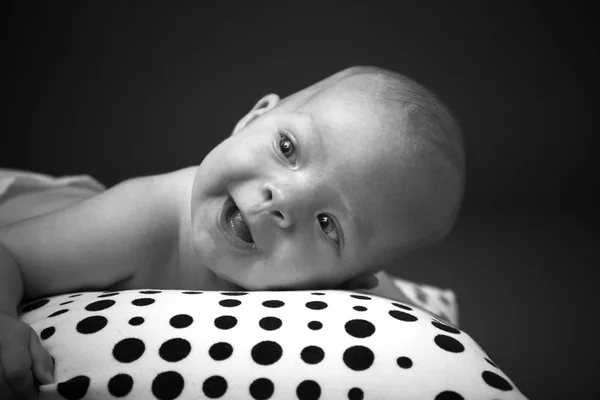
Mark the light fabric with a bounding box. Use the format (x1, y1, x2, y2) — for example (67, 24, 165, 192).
(19, 289, 527, 400)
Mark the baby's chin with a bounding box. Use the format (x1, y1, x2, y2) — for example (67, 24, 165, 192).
(228, 276, 295, 291)
(220, 272, 317, 292)
(207, 258, 344, 292)
(238, 275, 344, 292)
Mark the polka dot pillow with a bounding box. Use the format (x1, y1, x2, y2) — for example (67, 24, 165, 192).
(19, 290, 527, 400)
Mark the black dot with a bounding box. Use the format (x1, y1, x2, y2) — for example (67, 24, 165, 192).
(308, 321, 322, 330)
(350, 295, 371, 300)
(435, 391, 464, 400)
(251, 341, 282, 365)
(262, 300, 284, 308)
(113, 338, 145, 363)
(482, 370, 513, 391)
(348, 387, 364, 400)
(203, 375, 228, 398)
(140, 290, 161, 294)
(159, 338, 191, 362)
(98, 292, 119, 298)
(221, 291, 248, 296)
(209, 342, 233, 361)
(343, 346, 374, 371)
(311, 292, 325, 296)
(108, 373, 133, 397)
(249, 378, 274, 400)
(391, 302, 413, 311)
(296, 380, 321, 400)
(353, 306, 367, 312)
(41, 327, 56, 340)
(434, 334, 465, 353)
(60, 300, 74, 305)
(85, 300, 115, 311)
(68, 293, 83, 298)
(485, 357, 498, 368)
(56, 375, 90, 400)
(432, 321, 460, 335)
(129, 317, 144, 326)
(306, 301, 327, 310)
(300, 346, 324, 364)
(344, 319, 375, 338)
(76, 316, 108, 334)
(152, 371, 184, 400)
(170, 314, 193, 328)
(21, 298, 50, 312)
(48, 309, 69, 318)
(214, 315, 237, 330)
(389, 310, 418, 322)
(396, 356, 413, 369)
(219, 299, 241, 307)
(132, 298, 155, 306)
(259, 317, 282, 331)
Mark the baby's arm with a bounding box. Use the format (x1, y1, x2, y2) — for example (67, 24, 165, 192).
(0, 171, 185, 397)
(0, 171, 181, 303)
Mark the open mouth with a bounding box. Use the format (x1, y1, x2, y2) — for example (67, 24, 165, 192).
(224, 197, 255, 245)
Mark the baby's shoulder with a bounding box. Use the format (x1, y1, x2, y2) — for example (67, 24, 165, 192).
(146, 166, 197, 184)
(130, 166, 197, 196)
(166, 166, 196, 184)
(110, 166, 197, 223)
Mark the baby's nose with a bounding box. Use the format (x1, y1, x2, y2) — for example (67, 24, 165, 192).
(259, 182, 303, 230)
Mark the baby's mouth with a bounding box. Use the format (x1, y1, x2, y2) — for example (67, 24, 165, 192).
(225, 201, 255, 245)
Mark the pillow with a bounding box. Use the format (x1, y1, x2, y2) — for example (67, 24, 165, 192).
(19, 290, 527, 400)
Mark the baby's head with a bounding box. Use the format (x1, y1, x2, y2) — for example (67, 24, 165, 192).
(191, 66, 465, 290)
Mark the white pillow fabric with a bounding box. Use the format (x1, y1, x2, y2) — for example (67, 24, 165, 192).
(19, 289, 527, 400)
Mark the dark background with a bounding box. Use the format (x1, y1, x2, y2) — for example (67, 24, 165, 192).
(3, 2, 598, 398)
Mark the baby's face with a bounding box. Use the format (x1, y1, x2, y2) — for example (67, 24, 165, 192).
(190, 79, 433, 290)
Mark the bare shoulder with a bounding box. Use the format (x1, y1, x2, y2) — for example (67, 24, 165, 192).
(114, 166, 197, 219)
(0, 166, 200, 298)
(153, 166, 198, 182)
(124, 166, 197, 195)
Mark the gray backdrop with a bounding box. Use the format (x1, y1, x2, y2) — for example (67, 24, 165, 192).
(3, 2, 598, 398)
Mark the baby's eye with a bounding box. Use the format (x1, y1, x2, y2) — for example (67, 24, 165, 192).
(318, 214, 339, 244)
(278, 132, 298, 165)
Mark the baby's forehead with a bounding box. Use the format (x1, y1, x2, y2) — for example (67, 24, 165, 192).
(282, 79, 434, 212)
(297, 90, 406, 150)
(286, 89, 418, 200)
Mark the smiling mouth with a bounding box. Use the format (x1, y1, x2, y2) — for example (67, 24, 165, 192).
(224, 198, 255, 245)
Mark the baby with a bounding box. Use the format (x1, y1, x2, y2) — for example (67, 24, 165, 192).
(0, 65, 465, 399)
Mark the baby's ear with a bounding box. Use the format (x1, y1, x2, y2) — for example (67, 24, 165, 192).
(232, 93, 280, 135)
(335, 273, 379, 291)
